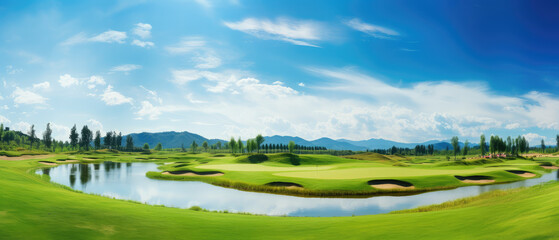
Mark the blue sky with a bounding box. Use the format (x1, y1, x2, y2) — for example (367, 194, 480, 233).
(1, 0, 559, 145)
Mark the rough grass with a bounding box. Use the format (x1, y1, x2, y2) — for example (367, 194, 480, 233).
(1, 157, 559, 239)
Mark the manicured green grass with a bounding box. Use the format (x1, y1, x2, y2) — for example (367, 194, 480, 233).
(145, 152, 551, 196)
(1, 157, 558, 239)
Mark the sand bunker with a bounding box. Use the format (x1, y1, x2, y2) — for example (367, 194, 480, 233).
(455, 175, 495, 184)
(506, 170, 536, 178)
(38, 161, 57, 166)
(162, 170, 224, 177)
(0, 154, 53, 161)
(542, 166, 559, 170)
(265, 182, 303, 189)
(368, 180, 415, 190)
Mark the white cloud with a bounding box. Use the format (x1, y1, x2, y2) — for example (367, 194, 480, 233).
(58, 74, 79, 87)
(33, 81, 50, 90)
(0, 115, 10, 124)
(87, 119, 104, 133)
(186, 93, 206, 104)
(505, 123, 520, 129)
(132, 23, 152, 39)
(344, 18, 399, 39)
(12, 88, 47, 105)
(50, 123, 71, 141)
(165, 37, 206, 54)
(136, 101, 162, 120)
(87, 76, 106, 89)
(224, 17, 324, 47)
(194, 54, 222, 69)
(111, 64, 142, 74)
(298, 82, 305, 87)
(89, 30, 127, 43)
(131, 39, 154, 48)
(273, 81, 283, 85)
(166, 37, 222, 69)
(12, 121, 31, 133)
(62, 30, 127, 45)
(100, 85, 132, 105)
(522, 133, 548, 146)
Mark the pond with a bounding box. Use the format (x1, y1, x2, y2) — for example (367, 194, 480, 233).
(37, 162, 558, 217)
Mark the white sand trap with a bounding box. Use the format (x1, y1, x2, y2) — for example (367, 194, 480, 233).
(542, 166, 559, 170)
(57, 160, 79, 163)
(506, 170, 536, 178)
(461, 179, 495, 184)
(370, 183, 416, 190)
(163, 171, 223, 177)
(39, 161, 57, 166)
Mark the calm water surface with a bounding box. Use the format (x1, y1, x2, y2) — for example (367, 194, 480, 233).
(37, 162, 558, 217)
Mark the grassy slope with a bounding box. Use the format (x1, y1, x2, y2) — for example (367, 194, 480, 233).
(1, 159, 559, 239)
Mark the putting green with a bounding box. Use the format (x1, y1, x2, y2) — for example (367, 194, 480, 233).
(273, 166, 511, 179)
(195, 164, 335, 172)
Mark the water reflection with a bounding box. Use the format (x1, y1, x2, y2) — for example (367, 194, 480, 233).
(37, 162, 558, 217)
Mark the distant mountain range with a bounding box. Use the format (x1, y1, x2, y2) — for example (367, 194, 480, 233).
(124, 131, 474, 151)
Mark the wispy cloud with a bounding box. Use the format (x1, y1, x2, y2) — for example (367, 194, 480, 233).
(62, 30, 127, 45)
(12, 87, 47, 105)
(32, 81, 50, 90)
(111, 64, 142, 73)
(166, 37, 222, 69)
(224, 17, 324, 47)
(344, 18, 399, 39)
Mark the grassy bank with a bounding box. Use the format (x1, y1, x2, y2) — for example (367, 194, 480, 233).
(1, 157, 559, 239)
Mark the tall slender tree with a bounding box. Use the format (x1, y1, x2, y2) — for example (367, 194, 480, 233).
(28, 125, 36, 150)
(480, 134, 486, 156)
(451, 136, 460, 160)
(104, 131, 113, 149)
(463, 140, 469, 156)
(80, 125, 93, 151)
(237, 138, 243, 154)
(94, 130, 101, 150)
(43, 123, 53, 151)
(541, 139, 546, 153)
(70, 124, 79, 150)
(126, 135, 134, 150)
(191, 140, 198, 153)
(255, 134, 264, 153)
(229, 137, 236, 153)
(202, 141, 209, 152)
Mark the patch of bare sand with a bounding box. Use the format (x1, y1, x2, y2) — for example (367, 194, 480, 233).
(370, 183, 416, 190)
(0, 154, 53, 161)
(461, 179, 495, 184)
(542, 166, 559, 170)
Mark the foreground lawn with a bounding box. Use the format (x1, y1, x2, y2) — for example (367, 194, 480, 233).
(0, 156, 558, 239)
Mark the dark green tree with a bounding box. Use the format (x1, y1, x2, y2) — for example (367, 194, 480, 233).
(126, 135, 134, 150)
(70, 124, 79, 150)
(451, 136, 460, 161)
(94, 130, 101, 150)
(28, 124, 36, 150)
(480, 134, 486, 156)
(80, 125, 93, 151)
(43, 123, 53, 151)
(143, 143, 150, 150)
(255, 134, 264, 153)
(155, 142, 162, 151)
